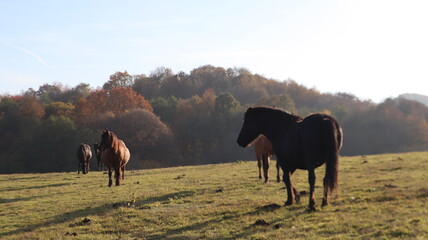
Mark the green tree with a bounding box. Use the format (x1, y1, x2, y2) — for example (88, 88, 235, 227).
(103, 71, 134, 90)
(214, 92, 240, 117)
(256, 93, 296, 113)
(45, 102, 74, 118)
(62, 83, 92, 103)
(150, 96, 178, 124)
(36, 83, 64, 104)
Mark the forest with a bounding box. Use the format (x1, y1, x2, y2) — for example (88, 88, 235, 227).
(1, 65, 428, 173)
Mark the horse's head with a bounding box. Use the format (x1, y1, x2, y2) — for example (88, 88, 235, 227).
(100, 130, 119, 150)
(237, 108, 261, 147)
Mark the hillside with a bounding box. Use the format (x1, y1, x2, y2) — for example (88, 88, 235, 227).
(1, 152, 427, 239)
(399, 93, 428, 106)
(2, 67, 428, 173)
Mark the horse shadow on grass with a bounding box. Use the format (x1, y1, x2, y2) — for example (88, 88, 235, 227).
(0, 183, 71, 193)
(136, 190, 195, 206)
(1, 188, 314, 239)
(0, 195, 45, 204)
(0, 190, 196, 238)
(139, 201, 313, 240)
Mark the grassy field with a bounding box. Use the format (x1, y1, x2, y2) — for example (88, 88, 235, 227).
(0, 152, 427, 239)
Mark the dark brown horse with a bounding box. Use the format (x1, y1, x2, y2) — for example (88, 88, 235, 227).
(93, 143, 104, 171)
(76, 143, 92, 174)
(99, 130, 130, 187)
(252, 134, 280, 183)
(237, 107, 343, 210)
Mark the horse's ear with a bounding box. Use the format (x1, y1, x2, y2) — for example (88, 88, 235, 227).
(109, 131, 114, 147)
(102, 129, 107, 134)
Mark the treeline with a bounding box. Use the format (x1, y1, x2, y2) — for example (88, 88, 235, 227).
(1, 65, 428, 173)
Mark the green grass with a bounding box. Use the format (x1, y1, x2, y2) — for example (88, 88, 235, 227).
(1, 152, 427, 239)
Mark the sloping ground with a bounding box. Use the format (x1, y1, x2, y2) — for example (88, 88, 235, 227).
(0, 152, 427, 239)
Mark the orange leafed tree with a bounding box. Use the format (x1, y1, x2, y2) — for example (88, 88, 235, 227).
(18, 95, 45, 119)
(75, 87, 153, 120)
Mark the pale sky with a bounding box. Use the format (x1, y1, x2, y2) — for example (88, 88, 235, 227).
(1, 0, 427, 102)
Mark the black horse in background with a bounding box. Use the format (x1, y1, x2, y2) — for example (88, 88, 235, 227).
(237, 107, 343, 210)
(77, 143, 92, 174)
(93, 143, 104, 171)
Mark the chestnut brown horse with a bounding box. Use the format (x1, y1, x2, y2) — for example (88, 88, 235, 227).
(77, 143, 92, 174)
(99, 130, 130, 187)
(237, 107, 343, 210)
(252, 135, 280, 183)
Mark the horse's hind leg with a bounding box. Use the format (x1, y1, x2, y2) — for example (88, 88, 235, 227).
(86, 160, 90, 174)
(121, 166, 125, 180)
(257, 155, 262, 180)
(308, 168, 317, 211)
(276, 160, 281, 182)
(322, 178, 329, 207)
(115, 166, 122, 186)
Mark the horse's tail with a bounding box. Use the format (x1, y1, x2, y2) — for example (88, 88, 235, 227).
(324, 118, 341, 195)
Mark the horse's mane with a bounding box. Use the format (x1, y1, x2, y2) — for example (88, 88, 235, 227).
(101, 130, 120, 150)
(245, 106, 302, 122)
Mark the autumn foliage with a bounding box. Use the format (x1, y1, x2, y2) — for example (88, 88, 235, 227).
(74, 87, 152, 127)
(1, 67, 428, 173)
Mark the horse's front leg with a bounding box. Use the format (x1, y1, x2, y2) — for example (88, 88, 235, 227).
(283, 169, 295, 206)
(121, 165, 125, 180)
(108, 168, 113, 187)
(308, 168, 316, 211)
(86, 160, 90, 174)
(262, 154, 270, 183)
(276, 160, 281, 182)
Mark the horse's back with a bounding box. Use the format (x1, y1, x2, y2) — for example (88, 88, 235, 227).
(301, 114, 340, 146)
(300, 114, 341, 163)
(277, 114, 340, 169)
(254, 135, 274, 156)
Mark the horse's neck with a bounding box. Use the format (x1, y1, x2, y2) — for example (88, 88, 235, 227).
(258, 115, 293, 145)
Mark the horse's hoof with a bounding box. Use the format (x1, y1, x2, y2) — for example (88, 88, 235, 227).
(321, 199, 329, 207)
(309, 203, 317, 211)
(285, 200, 293, 206)
(295, 195, 301, 203)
